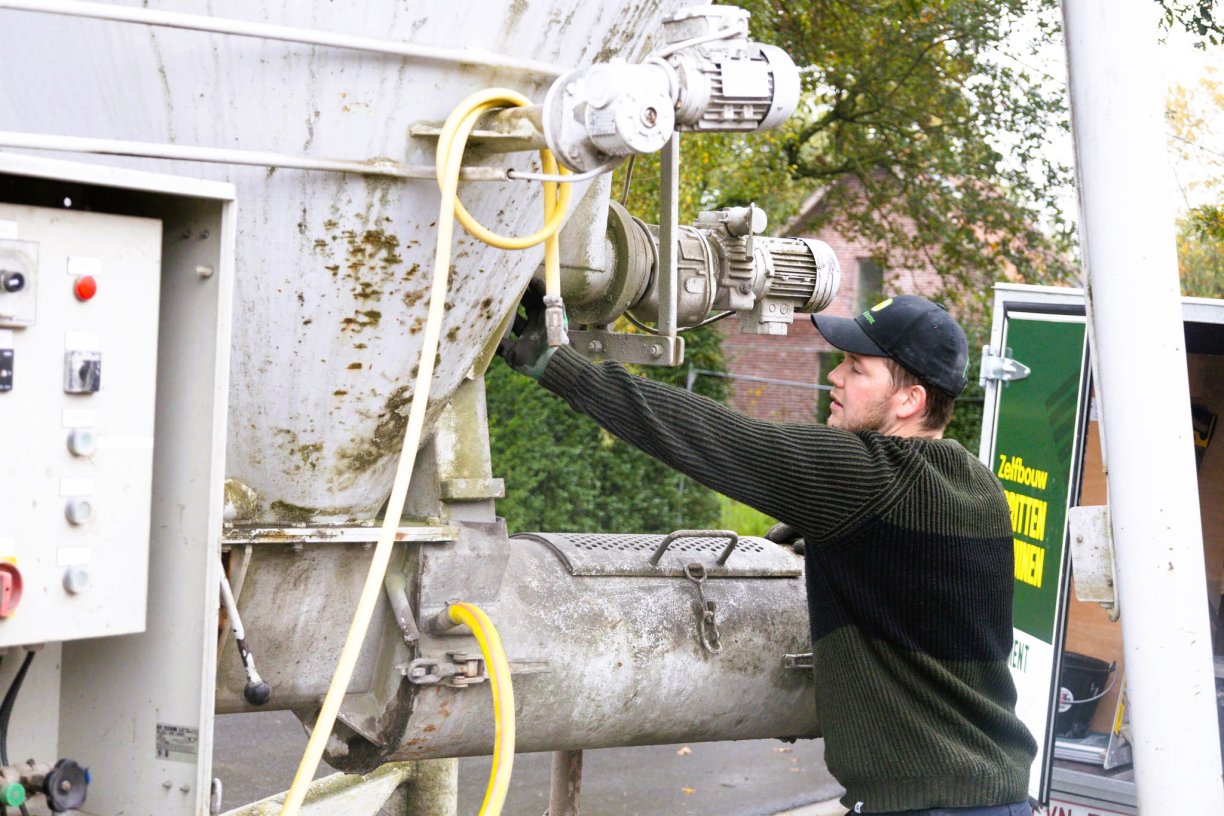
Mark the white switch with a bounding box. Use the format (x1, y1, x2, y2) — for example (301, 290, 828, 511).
(66, 427, 96, 457)
(64, 497, 93, 525)
(63, 567, 90, 595)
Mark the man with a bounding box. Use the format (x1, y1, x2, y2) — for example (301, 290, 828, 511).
(499, 291, 1037, 815)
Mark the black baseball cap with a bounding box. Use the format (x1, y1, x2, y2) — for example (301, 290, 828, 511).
(811, 295, 969, 396)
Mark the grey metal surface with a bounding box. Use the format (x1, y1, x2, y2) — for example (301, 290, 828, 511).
(0, 0, 691, 523)
(389, 526, 819, 759)
(516, 531, 802, 577)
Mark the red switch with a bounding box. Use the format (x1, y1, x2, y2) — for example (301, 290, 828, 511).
(74, 275, 97, 302)
(0, 563, 23, 618)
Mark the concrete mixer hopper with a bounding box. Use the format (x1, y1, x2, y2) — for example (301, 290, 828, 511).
(0, 2, 842, 813)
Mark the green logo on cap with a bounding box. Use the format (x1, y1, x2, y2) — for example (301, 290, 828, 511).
(861, 298, 893, 325)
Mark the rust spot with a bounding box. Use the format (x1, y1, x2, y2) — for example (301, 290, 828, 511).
(446, 326, 459, 342)
(423, 724, 437, 733)
(347, 362, 362, 370)
(335, 383, 413, 476)
(354, 342, 368, 350)
(333, 389, 348, 396)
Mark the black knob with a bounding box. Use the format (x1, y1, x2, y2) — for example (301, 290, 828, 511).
(243, 680, 272, 706)
(0, 272, 24, 293)
(43, 758, 88, 813)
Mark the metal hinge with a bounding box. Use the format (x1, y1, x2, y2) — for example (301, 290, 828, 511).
(979, 346, 1031, 387)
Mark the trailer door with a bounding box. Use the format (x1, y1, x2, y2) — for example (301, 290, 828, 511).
(979, 285, 1092, 804)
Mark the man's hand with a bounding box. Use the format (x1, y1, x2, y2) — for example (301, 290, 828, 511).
(765, 522, 806, 555)
(497, 285, 557, 380)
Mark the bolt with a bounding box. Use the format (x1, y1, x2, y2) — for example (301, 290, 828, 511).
(163, 781, 173, 790)
(195, 265, 215, 279)
(180, 784, 191, 793)
(1076, 535, 1083, 543)
(642, 107, 658, 127)
(411, 666, 426, 677)
(738, 281, 753, 294)
(588, 340, 604, 354)
(648, 343, 663, 358)
(60, 781, 71, 793)
(291, 542, 304, 553)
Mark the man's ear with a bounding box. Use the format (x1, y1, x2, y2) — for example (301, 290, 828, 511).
(894, 383, 927, 421)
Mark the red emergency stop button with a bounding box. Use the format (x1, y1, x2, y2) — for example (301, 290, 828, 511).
(74, 275, 97, 302)
(0, 563, 23, 618)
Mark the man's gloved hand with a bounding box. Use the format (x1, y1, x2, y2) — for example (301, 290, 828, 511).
(497, 285, 557, 380)
(765, 521, 806, 555)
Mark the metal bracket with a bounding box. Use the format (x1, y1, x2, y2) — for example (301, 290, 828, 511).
(1068, 504, 1119, 621)
(979, 345, 1031, 387)
(568, 329, 684, 366)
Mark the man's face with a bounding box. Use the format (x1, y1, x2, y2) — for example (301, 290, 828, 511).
(826, 352, 900, 432)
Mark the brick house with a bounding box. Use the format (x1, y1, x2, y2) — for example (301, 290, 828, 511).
(717, 188, 946, 422)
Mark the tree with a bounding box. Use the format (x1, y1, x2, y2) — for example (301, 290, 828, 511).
(1178, 213, 1224, 297)
(623, 1, 1077, 313)
(1156, 0, 1223, 46)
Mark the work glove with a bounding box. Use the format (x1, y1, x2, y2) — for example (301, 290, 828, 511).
(497, 284, 557, 380)
(764, 522, 805, 555)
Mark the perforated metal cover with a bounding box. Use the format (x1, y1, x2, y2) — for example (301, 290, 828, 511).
(513, 532, 802, 577)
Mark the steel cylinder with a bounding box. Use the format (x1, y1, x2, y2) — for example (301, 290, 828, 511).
(215, 524, 819, 763)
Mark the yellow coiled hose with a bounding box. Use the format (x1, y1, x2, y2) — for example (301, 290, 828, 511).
(278, 88, 572, 816)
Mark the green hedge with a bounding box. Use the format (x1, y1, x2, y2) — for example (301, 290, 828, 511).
(485, 326, 728, 535)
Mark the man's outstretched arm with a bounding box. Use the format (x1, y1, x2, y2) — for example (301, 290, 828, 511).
(534, 346, 922, 542)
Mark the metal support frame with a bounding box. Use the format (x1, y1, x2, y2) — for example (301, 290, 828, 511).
(548, 750, 583, 816)
(1061, 0, 1224, 810)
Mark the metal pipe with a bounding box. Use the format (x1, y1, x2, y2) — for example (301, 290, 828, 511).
(657, 134, 680, 338)
(0, 0, 564, 77)
(547, 750, 583, 816)
(0, 131, 509, 181)
(1061, 1, 1224, 810)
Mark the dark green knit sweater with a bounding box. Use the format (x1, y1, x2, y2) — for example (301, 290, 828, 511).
(539, 347, 1036, 813)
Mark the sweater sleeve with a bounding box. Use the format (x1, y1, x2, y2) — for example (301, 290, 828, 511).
(537, 346, 922, 542)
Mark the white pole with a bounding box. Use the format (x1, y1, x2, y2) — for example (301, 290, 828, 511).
(1061, 1, 1224, 811)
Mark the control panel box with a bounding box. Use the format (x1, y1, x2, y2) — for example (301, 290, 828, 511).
(0, 203, 161, 646)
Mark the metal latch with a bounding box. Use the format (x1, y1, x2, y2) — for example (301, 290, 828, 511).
(684, 563, 722, 654)
(979, 346, 1031, 387)
(403, 653, 552, 688)
(405, 652, 487, 687)
(783, 652, 814, 669)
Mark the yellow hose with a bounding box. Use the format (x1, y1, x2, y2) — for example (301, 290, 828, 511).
(448, 602, 516, 815)
(278, 88, 572, 816)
